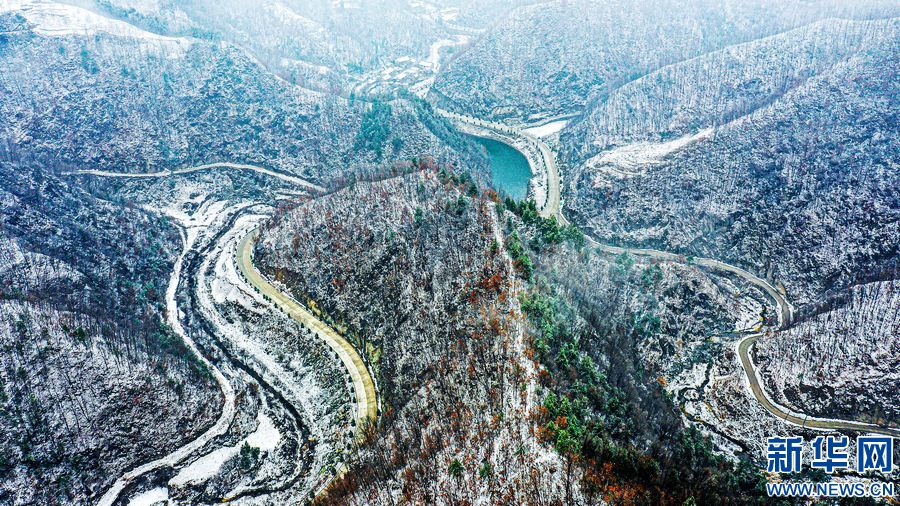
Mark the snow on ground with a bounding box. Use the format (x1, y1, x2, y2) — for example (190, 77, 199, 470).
(97, 199, 240, 506)
(0, 0, 190, 48)
(98, 196, 271, 506)
(127, 487, 168, 506)
(267, 2, 327, 34)
(353, 16, 468, 98)
(667, 361, 709, 399)
(0, 238, 84, 286)
(425, 34, 469, 69)
(585, 128, 713, 180)
(754, 280, 900, 423)
(193, 212, 344, 496)
(524, 119, 569, 138)
(712, 274, 766, 332)
(169, 413, 282, 487)
(732, 293, 764, 332)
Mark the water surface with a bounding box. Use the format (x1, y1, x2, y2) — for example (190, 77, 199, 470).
(473, 136, 531, 201)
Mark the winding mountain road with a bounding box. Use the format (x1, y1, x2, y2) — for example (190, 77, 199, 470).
(449, 109, 898, 437)
(236, 230, 378, 439)
(73, 168, 372, 503)
(235, 229, 379, 496)
(588, 240, 896, 436)
(63, 161, 326, 193)
(74, 112, 895, 505)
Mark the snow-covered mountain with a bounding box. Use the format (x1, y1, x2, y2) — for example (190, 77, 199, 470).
(1, 0, 897, 504)
(564, 18, 898, 304)
(432, 0, 899, 122)
(0, 1, 488, 186)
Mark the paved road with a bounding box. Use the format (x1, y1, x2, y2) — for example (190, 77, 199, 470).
(236, 230, 378, 439)
(736, 334, 900, 437)
(589, 238, 897, 435)
(442, 109, 896, 436)
(74, 167, 356, 503)
(590, 242, 793, 328)
(64, 162, 326, 193)
(580, 213, 900, 436)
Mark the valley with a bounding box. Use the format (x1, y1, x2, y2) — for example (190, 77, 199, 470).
(73, 101, 896, 503)
(1, 1, 897, 504)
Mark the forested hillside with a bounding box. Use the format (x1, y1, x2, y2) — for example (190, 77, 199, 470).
(70, 0, 514, 93)
(0, 158, 220, 504)
(565, 22, 898, 305)
(431, 0, 898, 121)
(562, 18, 897, 161)
(755, 280, 899, 425)
(0, 4, 487, 187)
(256, 167, 575, 504)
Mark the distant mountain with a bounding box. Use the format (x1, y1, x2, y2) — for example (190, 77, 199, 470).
(564, 18, 899, 304)
(563, 17, 898, 162)
(66, 0, 513, 93)
(432, 0, 899, 121)
(0, 2, 487, 186)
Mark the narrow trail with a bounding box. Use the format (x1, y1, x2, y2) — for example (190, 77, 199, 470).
(62, 161, 326, 193)
(449, 109, 898, 437)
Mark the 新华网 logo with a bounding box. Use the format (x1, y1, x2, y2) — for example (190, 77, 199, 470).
(764, 435, 895, 498)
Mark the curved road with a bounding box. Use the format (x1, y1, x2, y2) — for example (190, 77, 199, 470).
(63, 161, 326, 193)
(74, 121, 896, 504)
(589, 240, 896, 436)
(736, 334, 899, 437)
(236, 230, 378, 439)
(76, 168, 372, 503)
(447, 109, 898, 437)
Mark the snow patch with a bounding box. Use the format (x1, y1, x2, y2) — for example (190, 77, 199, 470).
(524, 119, 569, 138)
(1, 0, 190, 47)
(127, 487, 168, 506)
(585, 128, 713, 180)
(169, 413, 282, 487)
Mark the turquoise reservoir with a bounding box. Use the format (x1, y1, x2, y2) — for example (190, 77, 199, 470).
(473, 136, 531, 201)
